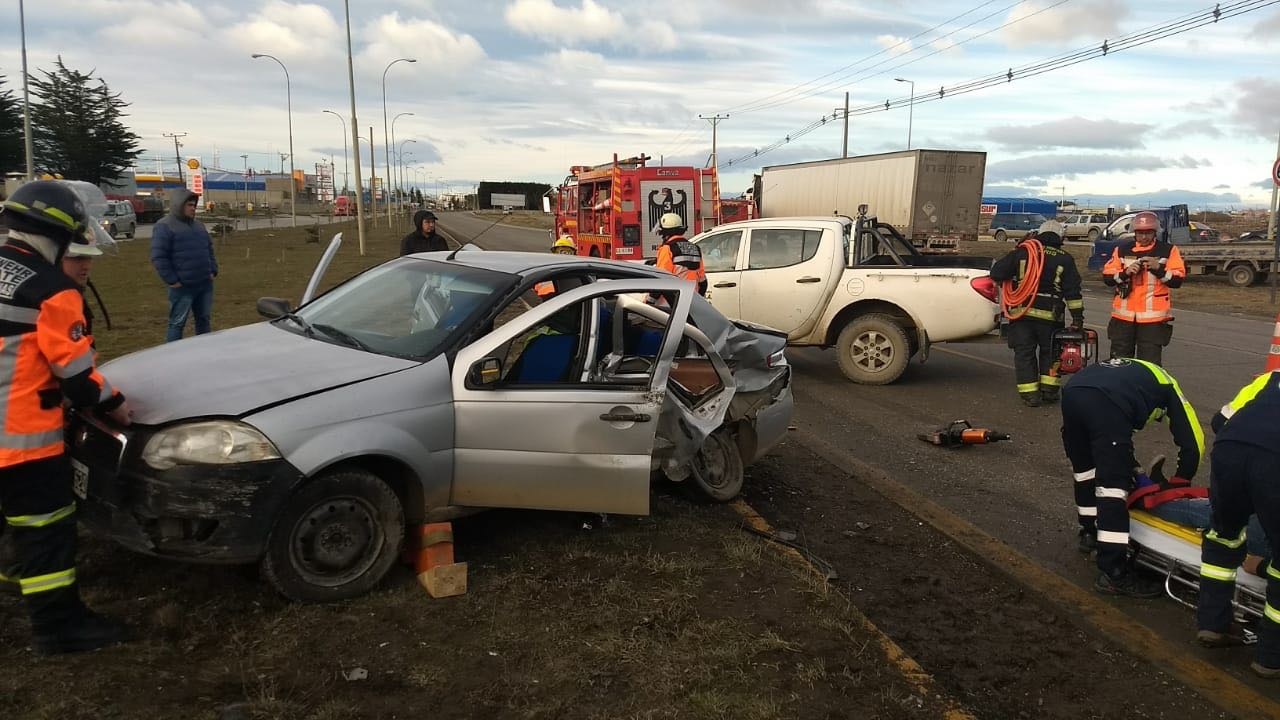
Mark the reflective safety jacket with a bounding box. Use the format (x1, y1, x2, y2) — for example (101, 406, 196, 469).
(1102, 240, 1185, 324)
(655, 237, 707, 295)
(0, 240, 123, 468)
(1065, 358, 1203, 479)
(1211, 371, 1280, 453)
(989, 241, 1083, 322)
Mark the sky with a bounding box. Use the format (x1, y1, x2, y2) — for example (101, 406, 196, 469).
(3, 0, 1279, 209)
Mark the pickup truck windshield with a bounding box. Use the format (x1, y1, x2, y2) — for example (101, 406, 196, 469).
(293, 259, 514, 359)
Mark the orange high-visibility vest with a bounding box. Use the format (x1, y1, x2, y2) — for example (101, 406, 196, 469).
(655, 238, 706, 287)
(1102, 241, 1185, 324)
(0, 242, 120, 467)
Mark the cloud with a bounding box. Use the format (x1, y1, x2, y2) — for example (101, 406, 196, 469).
(987, 153, 1211, 183)
(1248, 9, 1280, 38)
(1213, 184, 1230, 190)
(1255, 179, 1278, 189)
(985, 117, 1153, 150)
(504, 0, 624, 44)
(1231, 78, 1280, 137)
(1158, 119, 1223, 139)
(875, 35, 913, 55)
(1002, 0, 1129, 48)
(358, 13, 486, 81)
(226, 1, 342, 59)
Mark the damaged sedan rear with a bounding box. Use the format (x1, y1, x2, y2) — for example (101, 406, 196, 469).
(68, 245, 793, 601)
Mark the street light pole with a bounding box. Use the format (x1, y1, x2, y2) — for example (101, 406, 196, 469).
(382, 57, 417, 227)
(252, 53, 297, 226)
(342, 0, 366, 254)
(398, 139, 416, 210)
(322, 110, 349, 194)
(19, 0, 35, 180)
(895, 77, 915, 150)
(391, 111, 413, 213)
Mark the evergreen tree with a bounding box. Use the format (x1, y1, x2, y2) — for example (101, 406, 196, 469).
(29, 57, 141, 185)
(0, 75, 23, 176)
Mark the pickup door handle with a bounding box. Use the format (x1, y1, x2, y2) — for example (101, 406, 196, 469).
(796, 276, 822, 284)
(600, 412, 651, 423)
(713, 281, 737, 288)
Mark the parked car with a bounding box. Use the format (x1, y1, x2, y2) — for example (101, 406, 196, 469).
(100, 199, 137, 239)
(1087, 205, 1192, 271)
(1186, 221, 1221, 243)
(1061, 213, 1110, 241)
(68, 246, 794, 602)
(690, 211, 998, 385)
(988, 212, 1047, 242)
(1239, 230, 1268, 241)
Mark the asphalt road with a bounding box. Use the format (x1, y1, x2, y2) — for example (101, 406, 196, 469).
(448, 215, 1280, 693)
(437, 211, 550, 252)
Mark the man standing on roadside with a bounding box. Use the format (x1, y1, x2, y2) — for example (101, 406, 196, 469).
(400, 210, 447, 256)
(151, 189, 217, 342)
(1102, 211, 1184, 364)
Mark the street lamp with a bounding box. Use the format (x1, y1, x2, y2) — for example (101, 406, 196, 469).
(382, 57, 417, 225)
(894, 77, 914, 150)
(398, 139, 417, 211)
(391, 112, 414, 212)
(18, 0, 34, 179)
(322, 110, 349, 195)
(252, 54, 297, 226)
(356, 135, 375, 194)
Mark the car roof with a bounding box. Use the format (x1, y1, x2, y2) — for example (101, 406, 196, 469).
(406, 249, 666, 279)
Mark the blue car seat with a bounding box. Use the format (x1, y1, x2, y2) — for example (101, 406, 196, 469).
(511, 333, 578, 383)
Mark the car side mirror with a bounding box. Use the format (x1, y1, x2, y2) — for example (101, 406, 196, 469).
(256, 296, 292, 320)
(468, 357, 503, 387)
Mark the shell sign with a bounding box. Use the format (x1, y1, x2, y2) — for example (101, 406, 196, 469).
(186, 158, 201, 171)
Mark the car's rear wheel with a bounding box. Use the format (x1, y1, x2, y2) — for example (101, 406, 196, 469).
(262, 468, 404, 603)
(993, 229, 1007, 242)
(836, 313, 911, 385)
(1087, 228, 1100, 241)
(689, 428, 744, 503)
(1227, 264, 1257, 288)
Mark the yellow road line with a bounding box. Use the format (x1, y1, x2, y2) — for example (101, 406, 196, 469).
(731, 498, 978, 720)
(791, 427, 1280, 720)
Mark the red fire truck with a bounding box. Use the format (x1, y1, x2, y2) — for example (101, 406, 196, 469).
(552, 154, 721, 261)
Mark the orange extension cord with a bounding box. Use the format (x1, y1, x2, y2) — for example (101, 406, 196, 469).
(1000, 237, 1044, 321)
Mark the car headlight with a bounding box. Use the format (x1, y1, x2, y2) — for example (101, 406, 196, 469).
(142, 421, 281, 470)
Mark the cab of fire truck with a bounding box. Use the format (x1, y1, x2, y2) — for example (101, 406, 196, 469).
(553, 155, 721, 262)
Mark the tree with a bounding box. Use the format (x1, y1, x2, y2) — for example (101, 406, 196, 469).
(0, 75, 23, 176)
(29, 57, 141, 186)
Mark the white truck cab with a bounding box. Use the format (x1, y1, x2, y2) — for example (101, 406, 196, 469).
(691, 211, 999, 384)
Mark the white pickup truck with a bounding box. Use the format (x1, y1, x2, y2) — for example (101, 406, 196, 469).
(689, 212, 999, 384)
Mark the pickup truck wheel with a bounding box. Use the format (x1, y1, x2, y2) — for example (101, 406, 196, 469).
(125, 223, 135, 238)
(836, 314, 911, 385)
(993, 230, 1007, 242)
(689, 428, 744, 503)
(261, 468, 404, 603)
(1227, 264, 1257, 288)
(1087, 228, 1100, 241)
(105, 223, 117, 238)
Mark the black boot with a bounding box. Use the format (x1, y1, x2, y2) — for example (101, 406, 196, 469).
(1094, 570, 1162, 599)
(1077, 528, 1097, 555)
(33, 609, 131, 655)
(1040, 386, 1059, 404)
(1020, 391, 1042, 407)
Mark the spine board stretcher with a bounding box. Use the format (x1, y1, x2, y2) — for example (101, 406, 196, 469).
(1130, 510, 1266, 640)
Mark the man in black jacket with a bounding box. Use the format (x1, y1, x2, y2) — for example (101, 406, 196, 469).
(1061, 358, 1203, 598)
(989, 221, 1084, 407)
(400, 210, 448, 256)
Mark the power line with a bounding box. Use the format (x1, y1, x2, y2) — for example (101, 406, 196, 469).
(721, 0, 1277, 169)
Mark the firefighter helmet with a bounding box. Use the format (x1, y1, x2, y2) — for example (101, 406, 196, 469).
(551, 235, 576, 255)
(658, 212, 686, 235)
(1132, 212, 1160, 233)
(0, 180, 88, 246)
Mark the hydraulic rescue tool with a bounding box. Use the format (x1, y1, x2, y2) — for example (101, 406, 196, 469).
(1050, 327, 1099, 376)
(918, 420, 1011, 448)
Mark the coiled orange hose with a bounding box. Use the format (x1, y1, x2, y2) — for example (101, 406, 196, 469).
(1000, 237, 1044, 321)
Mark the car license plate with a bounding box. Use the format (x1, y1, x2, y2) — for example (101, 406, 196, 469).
(71, 458, 89, 500)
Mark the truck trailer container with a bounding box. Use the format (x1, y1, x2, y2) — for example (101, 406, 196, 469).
(755, 149, 987, 251)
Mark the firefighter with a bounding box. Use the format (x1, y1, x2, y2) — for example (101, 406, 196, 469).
(1196, 370, 1280, 678)
(0, 180, 133, 654)
(1060, 358, 1202, 597)
(1102, 211, 1185, 364)
(990, 220, 1084, 407)
(654, 212, 707, 296)
(550, 235, 577, 255)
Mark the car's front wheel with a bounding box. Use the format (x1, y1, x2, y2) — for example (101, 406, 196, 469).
(262, 468, 404, 603)
(1087, 228, 1100, 241)
(993, 229, 1007, 242)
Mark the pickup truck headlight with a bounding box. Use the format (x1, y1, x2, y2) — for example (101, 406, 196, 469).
(142, 421, 281, 470)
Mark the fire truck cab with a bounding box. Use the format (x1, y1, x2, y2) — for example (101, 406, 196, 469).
(553, 154, 721, 261)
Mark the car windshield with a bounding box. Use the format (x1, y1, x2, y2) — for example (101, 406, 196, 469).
(291, 258, 515, 359)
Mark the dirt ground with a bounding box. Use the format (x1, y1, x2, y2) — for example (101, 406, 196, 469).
(4, 475, 957, 720)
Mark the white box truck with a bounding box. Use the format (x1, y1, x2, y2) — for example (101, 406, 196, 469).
(754, 149, 987, 252)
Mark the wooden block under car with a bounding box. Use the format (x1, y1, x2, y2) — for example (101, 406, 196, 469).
(419, 562, 468, 598)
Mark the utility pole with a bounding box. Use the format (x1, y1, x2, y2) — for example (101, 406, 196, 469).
(164, 132, 188, 181)
(699, 114, 729, 169)
(842, 92, 849, 158)
(369, 125, 377, 228)
(19, 0, 34, 180)
(1268, 125, 1279, 304)
(342, 0, 366, 254)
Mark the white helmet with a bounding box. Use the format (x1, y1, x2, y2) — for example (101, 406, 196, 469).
(659, 212, 684, 231)
(1037, 220, 1066, 237)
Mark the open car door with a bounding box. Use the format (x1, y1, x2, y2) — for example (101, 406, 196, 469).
(301, 233, 344, 305)
(450, 278, 692, 515)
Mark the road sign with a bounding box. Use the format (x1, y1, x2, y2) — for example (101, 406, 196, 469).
(1272, 157, 1280, 187)
(980, 203, 997, 215)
